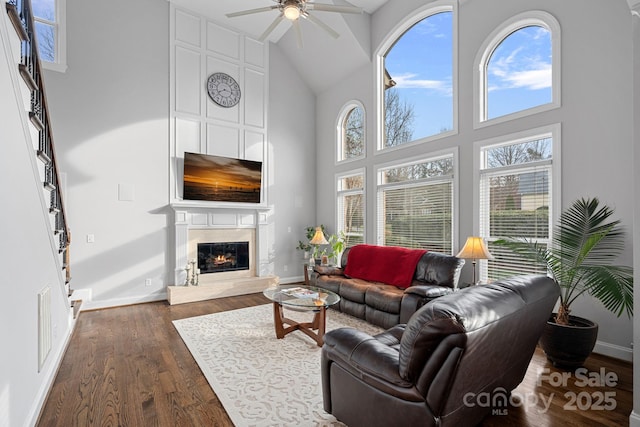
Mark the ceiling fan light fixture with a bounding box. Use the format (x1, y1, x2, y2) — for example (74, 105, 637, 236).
(283, 5, 300, 20)
(283, 3, 301, 20)
(227, 0, 362, 44)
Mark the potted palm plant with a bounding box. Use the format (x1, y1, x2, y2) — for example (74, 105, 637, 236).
(495, 197, 633, 369)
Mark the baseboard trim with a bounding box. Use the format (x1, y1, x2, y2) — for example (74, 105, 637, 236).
(278, 274, 304, 284)
(81, 291, 167, 311)
(630, 411, 640, 427)
(593, 340, 633, 362)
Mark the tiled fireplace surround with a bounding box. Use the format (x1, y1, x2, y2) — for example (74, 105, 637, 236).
(167, 205, 278, 304)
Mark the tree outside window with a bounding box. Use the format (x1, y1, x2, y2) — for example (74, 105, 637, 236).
(340, 105, 364, 161)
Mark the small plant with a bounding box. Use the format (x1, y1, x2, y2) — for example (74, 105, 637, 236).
(326, 231, 345, 265)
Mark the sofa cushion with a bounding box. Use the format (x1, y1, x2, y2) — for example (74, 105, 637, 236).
(315, 275, 342, 295)
(341, 299, 366, 319)
(339, 279, 371, 304)
(365, 307, 400, 330)
(344, 244, 427, 289)
(365, 284, 403, 313)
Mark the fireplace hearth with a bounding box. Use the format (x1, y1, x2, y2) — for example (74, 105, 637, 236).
(198, 241, 249, 274)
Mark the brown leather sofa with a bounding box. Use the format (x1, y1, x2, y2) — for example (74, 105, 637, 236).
(312, 246, 465, 329)
(321, 275, 560, 427)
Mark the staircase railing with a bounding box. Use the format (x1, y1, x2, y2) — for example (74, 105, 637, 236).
(6, 0, 71, 283)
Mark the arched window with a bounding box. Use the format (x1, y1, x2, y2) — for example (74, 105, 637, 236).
(376, 3, 455, 150)
(476, 11, 560, 126)
(337, 102, 365, 162)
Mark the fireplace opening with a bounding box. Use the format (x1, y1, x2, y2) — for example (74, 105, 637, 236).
(198, 241, 250, 274)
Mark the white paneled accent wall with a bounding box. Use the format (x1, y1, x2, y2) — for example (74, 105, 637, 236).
(169, 3, 275, 287)
(170, 4, 269, 204)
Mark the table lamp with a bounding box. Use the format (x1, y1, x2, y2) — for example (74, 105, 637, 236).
(456, 236, 494, 285)
(309, 226, 329, 266)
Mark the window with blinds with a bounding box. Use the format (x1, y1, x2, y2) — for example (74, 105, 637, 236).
(376, 155, 454, 252)
(479, 135, 554, 281)
(337, 172, 365, 247)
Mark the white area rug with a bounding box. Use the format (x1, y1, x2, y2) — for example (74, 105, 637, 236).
(173, 303, 384, 427)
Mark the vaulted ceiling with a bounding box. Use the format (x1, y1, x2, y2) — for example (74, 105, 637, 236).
(170, 0, 391, 94)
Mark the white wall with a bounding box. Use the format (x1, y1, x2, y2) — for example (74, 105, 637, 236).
(42, 0, 171, 308)
(40, 0, 317, 310)
(268, 43, 317, 279)
(1, 8, 72, 426)
(316, 0, 635, 357)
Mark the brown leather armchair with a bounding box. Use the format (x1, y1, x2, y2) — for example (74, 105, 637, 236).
(321, 275, 560, 427)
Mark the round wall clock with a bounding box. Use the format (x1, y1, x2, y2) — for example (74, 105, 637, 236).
(206, 72, 241, 108)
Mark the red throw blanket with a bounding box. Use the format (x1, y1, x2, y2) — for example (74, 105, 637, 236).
(344, 244, 427, 289)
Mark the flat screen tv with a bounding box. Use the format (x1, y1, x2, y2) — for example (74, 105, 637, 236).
(183, 152, 262, 204)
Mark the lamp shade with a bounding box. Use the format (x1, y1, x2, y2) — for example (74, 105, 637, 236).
(456, 236, 494, 260)
(309, 226, 329, 245)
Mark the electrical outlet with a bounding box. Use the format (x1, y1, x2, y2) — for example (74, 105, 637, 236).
(145, 278, 152, 287)
(86, 234, 95, 243)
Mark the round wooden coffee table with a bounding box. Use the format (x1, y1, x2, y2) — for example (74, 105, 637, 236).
(263, 285, 340, 347)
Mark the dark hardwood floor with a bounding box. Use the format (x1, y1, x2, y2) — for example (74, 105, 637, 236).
(36, 293, 632, 426)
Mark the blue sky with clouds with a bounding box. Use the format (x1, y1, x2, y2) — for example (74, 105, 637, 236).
(385, 13, 552, 140)
(487, 26, 552, 119)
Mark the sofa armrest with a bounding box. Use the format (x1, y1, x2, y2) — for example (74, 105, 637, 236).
(323, 328, 410, 387)
(314, 265, 345, 276)
(404, 284, 454, 299)
(399, 285, 455, 323)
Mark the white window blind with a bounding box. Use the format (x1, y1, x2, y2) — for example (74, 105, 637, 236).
(377, 156, 454, 252)
(479, 136, 553, 281)
(337, 173, 364, 247)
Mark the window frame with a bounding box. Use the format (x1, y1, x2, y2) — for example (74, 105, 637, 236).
(473, 124, 562, 282)
(34, 0, 67, 72)
(375, 147, 459, 253)
(373, 0, 458, 153)
(335, 168, 366, 248)
(336, 100, 366, 164)
(474, 11, 560, 129)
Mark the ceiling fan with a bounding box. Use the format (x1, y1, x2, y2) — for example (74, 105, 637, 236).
(226, 0, 363, 47)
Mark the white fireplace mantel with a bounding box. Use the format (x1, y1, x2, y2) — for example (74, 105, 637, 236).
(170, 201, 272, 212)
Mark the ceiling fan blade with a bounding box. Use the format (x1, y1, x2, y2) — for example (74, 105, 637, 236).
(259, 14, 285, 41)
(292, 19, 304, 48)
(303, 13, 340, 39)
(306, 3, 363, 14)
(226, 6, 279, 18)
